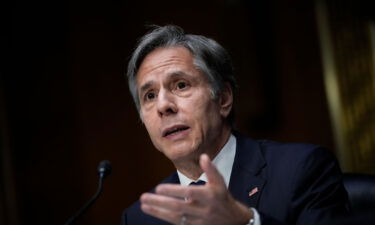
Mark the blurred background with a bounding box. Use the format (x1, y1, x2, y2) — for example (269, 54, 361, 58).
(2, 0, 375, 224)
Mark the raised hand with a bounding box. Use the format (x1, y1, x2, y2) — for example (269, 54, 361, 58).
(140, 154, 253, 225)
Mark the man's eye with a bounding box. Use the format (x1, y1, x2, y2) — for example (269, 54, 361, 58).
(177, 81, 187, 89)
(145, 92, 155, 100)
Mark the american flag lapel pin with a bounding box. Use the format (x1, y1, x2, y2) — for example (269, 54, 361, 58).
(249, 187, 259, 197)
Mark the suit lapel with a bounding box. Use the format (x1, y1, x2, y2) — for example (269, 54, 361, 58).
(160, 172, 180, 185)
(229, 133, 267, 208)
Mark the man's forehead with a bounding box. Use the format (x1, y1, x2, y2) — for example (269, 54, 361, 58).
(138, 47, 193, 71)
(136, 47, 196, 85)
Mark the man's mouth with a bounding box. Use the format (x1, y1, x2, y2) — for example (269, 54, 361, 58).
(163, 125, 190, 137)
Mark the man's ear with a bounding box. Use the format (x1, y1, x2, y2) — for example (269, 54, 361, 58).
(219, 82, 233, 118)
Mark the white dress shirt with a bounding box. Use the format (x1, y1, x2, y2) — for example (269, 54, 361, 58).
(177, 134, 261, 225)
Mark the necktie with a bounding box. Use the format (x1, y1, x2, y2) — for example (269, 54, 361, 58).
(189, 180, 206, 186)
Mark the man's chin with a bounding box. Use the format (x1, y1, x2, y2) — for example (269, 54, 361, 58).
(162, 147, 198, 162)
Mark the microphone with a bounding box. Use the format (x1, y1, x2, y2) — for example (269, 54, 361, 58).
(98, 160, 112, 179)
(64, 160, 112, 225)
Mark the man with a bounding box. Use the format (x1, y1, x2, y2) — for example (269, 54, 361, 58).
(122, 25, 348, 225)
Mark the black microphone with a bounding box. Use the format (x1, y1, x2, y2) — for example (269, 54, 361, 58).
(64, 160, 112, 225)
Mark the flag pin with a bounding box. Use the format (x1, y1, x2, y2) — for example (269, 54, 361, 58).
(249, 187, 259, 197)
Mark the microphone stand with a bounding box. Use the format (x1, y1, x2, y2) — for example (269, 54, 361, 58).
(64, 176, 104, 225)
(64, 161, 111, 225)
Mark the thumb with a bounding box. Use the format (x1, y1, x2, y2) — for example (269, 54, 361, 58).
(200, 154, 226, 187)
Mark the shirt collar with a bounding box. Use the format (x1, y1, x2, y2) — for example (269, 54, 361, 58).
(177, 134, 236, 187)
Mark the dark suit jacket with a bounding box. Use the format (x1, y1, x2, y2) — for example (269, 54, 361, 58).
(122, 134, 348, 225)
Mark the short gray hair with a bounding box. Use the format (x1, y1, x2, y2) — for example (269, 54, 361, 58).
(127, 25, 237, 124)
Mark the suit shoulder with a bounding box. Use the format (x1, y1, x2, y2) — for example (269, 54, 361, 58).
(257, 139, 332, 158)
(255, 139, 336, 171)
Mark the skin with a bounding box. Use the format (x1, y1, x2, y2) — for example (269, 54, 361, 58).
(136, 46, 252, 225)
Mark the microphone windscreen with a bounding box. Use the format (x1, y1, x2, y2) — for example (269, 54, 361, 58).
(97, 160, 112, 178)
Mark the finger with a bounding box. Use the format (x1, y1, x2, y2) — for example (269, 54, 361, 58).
(200, 154, 226, 187)
(141, 192, 185, 211)
(156, 184, 207, 201)
(140, 193, 204, 219)
(155, 184, 189, 198)
(142, 203, 201, 225)
(141, 201, 178, 224)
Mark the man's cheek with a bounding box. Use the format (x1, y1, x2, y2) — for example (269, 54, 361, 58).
(143, 119, 154, 134)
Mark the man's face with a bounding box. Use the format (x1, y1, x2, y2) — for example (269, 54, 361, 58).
(136, 46, 232, 163)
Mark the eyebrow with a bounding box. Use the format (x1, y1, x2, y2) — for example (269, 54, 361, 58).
(139, 81, 154, 95)
(168, 71, 190, 80)
(138, 71, 191, 94)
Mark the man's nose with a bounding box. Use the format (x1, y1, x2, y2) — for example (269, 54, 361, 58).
(157, 90, 177, 117)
